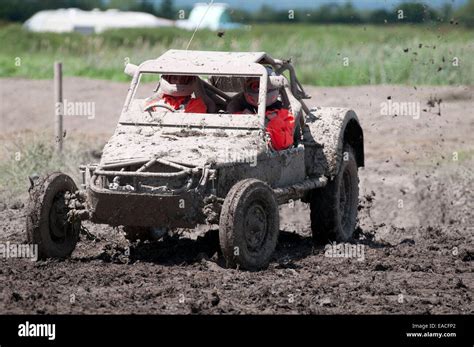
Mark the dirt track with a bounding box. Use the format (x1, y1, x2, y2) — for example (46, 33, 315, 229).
(0, 78, 472, 314)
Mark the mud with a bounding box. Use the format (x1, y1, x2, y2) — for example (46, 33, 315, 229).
(0, 78, 472, 314)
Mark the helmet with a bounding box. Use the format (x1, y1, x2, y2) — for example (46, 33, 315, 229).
(159, 75, 196, 97)
(243, 67, 279, 107)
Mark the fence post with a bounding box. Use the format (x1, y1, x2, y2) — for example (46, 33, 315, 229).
(54, 61, 63, 153)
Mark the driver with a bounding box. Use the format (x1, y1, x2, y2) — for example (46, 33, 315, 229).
(144, 75, 208, 113)
(227, 69, 295, 151)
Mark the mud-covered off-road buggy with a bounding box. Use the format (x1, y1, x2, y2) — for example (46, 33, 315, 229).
(27, 49, 364, 270)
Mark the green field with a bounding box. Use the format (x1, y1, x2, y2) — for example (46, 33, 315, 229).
(0, 23, 473, 85)
(0, 132, 100, 203)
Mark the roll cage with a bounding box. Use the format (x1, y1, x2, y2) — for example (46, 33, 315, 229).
(122, 49, 312, 132)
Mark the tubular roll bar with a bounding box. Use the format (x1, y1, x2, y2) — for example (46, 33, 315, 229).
(81, 158, 200, 179)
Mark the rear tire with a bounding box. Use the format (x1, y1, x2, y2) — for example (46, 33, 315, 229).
(219, 179, 279, 271)
(310, 144, 359, 244)
(26, 172, 80, 259)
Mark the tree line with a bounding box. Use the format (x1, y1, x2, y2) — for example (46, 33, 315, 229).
(0, 0, 473, 27)
(229, 1, 473, 27)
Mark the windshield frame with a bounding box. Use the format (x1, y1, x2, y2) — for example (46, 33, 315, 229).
(123, 68, 269, 130)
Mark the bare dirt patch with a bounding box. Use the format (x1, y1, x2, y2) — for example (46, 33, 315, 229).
(0, 78, 472, 314)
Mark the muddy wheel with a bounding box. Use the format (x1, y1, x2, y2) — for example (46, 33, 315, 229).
(219, 179, 279, 271)
(26, 172, 80, 259)
(310, 144, 359, 244)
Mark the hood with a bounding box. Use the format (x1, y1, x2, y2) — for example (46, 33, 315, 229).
(101, 100, 266, 167)
(100, 124, 265, 168)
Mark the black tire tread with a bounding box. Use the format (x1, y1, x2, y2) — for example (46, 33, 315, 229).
(219, 178, 279, 270)
(310, 145, 359, 244)
(26, 172, 79, 259)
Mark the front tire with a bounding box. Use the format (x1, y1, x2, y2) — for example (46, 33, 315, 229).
(219, 179, 279, 271)
(26, 172, 80, 259)
(310, 145, 359, 243)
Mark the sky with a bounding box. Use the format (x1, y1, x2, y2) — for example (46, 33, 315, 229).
(170, 0, 468, 11)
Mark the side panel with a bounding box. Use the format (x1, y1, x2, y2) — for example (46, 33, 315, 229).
(303, 107, 364, 179)
(216, 146, 306, 197)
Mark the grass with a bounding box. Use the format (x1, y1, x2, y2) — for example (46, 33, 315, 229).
(0, 23, 473, 86)
(0, 132, 101, 203)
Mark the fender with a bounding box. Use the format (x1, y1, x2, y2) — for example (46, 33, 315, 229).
(303, 107, 364, 179)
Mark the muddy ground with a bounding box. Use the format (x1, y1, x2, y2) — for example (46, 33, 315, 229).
(0, 78, 472, 314)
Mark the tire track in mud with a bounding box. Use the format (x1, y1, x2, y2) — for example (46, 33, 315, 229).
(0, 164, 472, 314)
